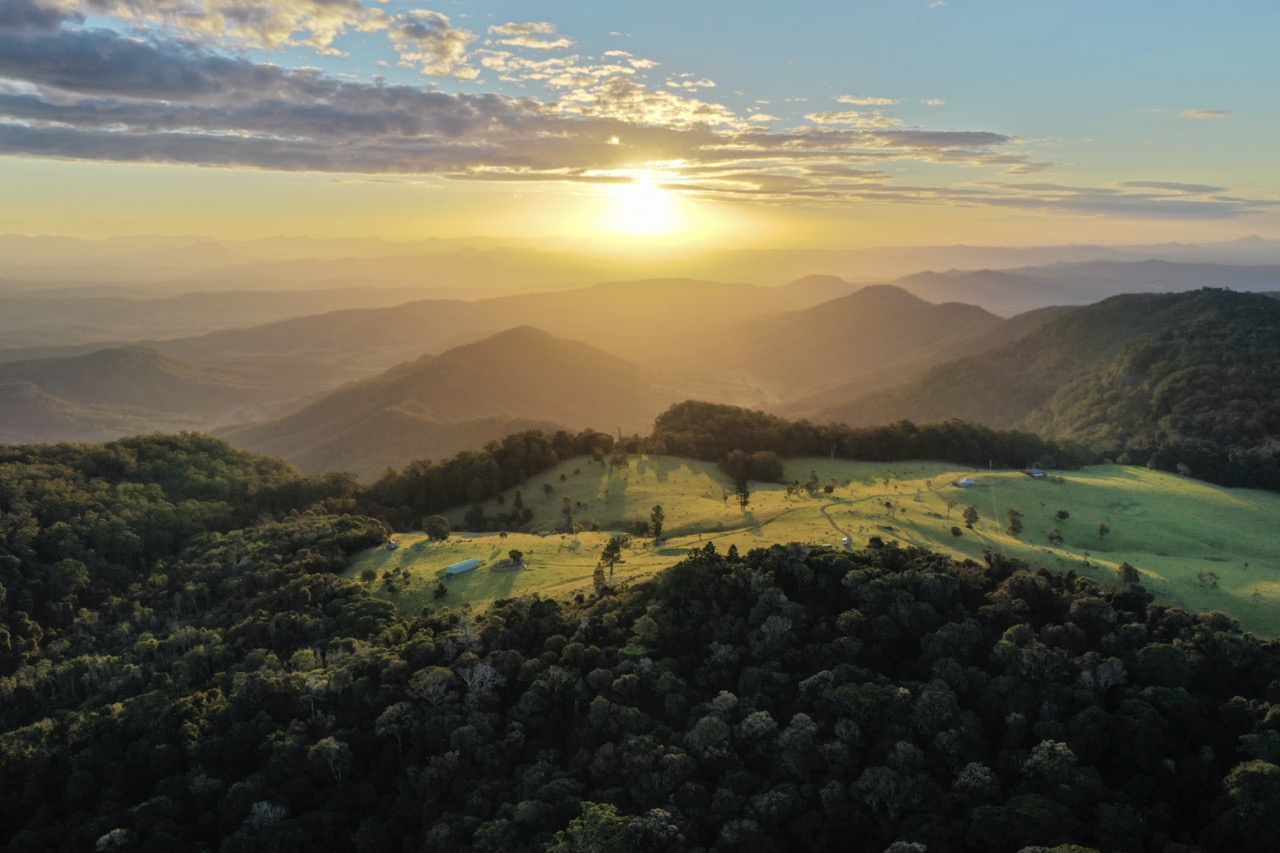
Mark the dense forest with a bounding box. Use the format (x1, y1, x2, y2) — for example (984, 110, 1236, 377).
(3, 433, 1280, 851)
(1024, 295, 1280, 488)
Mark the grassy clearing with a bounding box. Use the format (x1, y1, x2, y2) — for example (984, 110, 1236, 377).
(344, 455, 1280, 637)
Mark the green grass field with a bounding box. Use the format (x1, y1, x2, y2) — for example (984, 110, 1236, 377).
(345, 455, 1280, 637)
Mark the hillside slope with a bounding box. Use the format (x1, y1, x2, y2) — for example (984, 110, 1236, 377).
(700, 285, 1005, 399)
(221, 326, 679, 477)
(824, 288, 1280, 486)
(0, 346, 341, 442)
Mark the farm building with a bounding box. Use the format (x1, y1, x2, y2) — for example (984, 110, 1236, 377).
(1024, 468, 1048, 480)
(954, 477, 976, 488)
(445, 558, 481, 576)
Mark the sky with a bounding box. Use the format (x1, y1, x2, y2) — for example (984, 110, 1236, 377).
(1, 0, 1277, 249)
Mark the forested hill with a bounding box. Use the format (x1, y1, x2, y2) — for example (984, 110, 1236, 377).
(822, 289, 1280, 489)
(4, 452, 1280, 849)
(221, 327, 677, 479)
(1023, 293, 1280, 486)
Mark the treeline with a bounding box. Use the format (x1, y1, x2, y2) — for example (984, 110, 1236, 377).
(360, 428, 616, 531)
(650, 400, 1094, 472)
(352, 402, 1095, 533)
(4, 499, 1280, 850)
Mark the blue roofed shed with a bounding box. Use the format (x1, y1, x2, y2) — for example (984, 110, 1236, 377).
(445, 558, 481, 576)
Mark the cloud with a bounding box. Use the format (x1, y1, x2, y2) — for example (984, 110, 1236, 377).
(1116, 180, 1227, 194)
(488, 21, 556, 36)
(1177, 108, 1229, 119)
(973, 180, 1274, 219)
(870, 130, 1009, 149)
(667, 78, 717, 91)
(495, 34, 574, 50)
(488, 21, 573, 50)
(1001, 161, 1055, 175)
(0, 0, 75, 31)
(920, 98, 946, 106)
(555, 76, 744, 129)
(51, 0, 383, 53)
(388, 9, 477, 79)
(835, 95, 899, 106)
(0, 14, 1267, 223)
(803, 110, 902, 128)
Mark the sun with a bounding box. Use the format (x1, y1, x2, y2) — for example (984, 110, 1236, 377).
(603, 175, 686, 238)
(557, 169, 757, 249)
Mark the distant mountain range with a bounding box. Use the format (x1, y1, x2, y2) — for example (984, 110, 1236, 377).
(5, 232, 1280, 291)
(0, 287, 445, 351)
(3, 256, 1278, 484)
(893, 259, 1280, 315)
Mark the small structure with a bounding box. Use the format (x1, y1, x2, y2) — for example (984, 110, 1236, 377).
(384, 540, 399, 551)
(1024, 468, 1048, 480)
(444, 558, 481, 577)
(954, 477, 976, 488)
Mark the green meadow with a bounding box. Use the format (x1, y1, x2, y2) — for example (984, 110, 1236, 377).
(345, 455, 1280, 637)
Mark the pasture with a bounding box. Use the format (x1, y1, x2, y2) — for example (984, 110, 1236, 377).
(344, 455, 1280, 636)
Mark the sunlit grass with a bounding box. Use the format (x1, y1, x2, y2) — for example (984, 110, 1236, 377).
(345, 455, 1280, 637)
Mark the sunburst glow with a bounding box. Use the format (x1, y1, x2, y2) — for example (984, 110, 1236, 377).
(603, 175, 686, 238)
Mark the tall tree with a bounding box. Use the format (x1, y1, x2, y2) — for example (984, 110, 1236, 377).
(599, 536, 626, 577)
(650, 504, 665, 540)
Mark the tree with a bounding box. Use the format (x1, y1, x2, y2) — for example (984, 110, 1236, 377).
(599, 536, 626, 577)
(951, 526, 964, 538)
(1047, 528, 1063, 544)
(508, 549, 524, 564)
(310, 736, 352, 781)
(1098, 522, 1111, 540)
(423, 515, 451, 541)
(735, 480, 751, 509)
(963, 505, 979, 528)
(650, 504, 665, 540)
(1006, 509, 1023, 537)
(1055, 509, 1070, 520)
(547, 802, 637, 853)
(1117, 562, 1140, 585)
